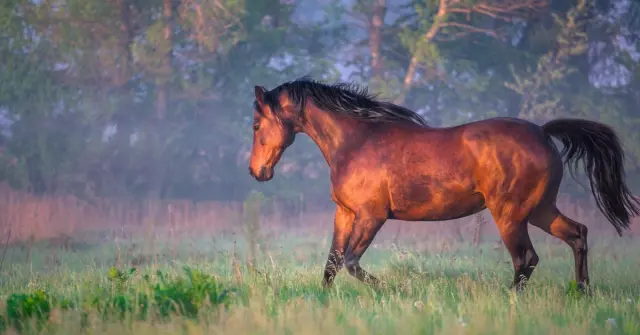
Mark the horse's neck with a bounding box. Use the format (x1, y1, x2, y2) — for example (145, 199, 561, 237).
(299, 105, 363, 167)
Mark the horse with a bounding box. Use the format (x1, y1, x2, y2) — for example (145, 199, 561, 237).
(247, 78, 640, 292)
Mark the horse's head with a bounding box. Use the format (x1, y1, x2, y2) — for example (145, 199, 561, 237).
(248, 85, 298, 182)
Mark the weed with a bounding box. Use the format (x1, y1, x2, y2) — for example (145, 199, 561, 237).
(146, 266, 233, 319)
(4, 290, 52, 332)
(92, 265, 233, 323)
(242, 191, 266, 261)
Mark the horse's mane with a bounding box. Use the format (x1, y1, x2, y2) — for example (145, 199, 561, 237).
(257, 77, 428, 127)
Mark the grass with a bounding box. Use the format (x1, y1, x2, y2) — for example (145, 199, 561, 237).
(0, 230, 639, 334)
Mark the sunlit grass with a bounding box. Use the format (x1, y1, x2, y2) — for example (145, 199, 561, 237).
(0, 232, 639, 334)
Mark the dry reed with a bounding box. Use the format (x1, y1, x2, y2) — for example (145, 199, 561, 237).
(0, 183, 637, 247)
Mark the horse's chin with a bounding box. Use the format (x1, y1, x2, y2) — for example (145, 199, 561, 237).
(255, 175, 273, 182)
(255, 167, 274, 182)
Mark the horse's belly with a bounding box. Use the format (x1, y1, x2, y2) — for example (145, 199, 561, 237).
(389, 190, 485, 221)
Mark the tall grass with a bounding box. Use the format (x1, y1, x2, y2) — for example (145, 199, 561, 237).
(0, 229, 638, 334)
(0, 186, 638, 333)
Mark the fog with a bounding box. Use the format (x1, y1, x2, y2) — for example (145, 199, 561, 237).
(0, 0, 638, 244)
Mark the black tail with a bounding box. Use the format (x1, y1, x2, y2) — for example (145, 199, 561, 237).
(543, 118, 640, 236)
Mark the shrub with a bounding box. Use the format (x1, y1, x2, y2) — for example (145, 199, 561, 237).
(145, 266, 233, 319)
(4, 290, 52, 332)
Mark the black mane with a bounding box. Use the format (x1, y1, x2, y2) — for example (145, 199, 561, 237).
(257, 77, 429, 127)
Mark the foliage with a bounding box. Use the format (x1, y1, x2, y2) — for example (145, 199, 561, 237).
(4, 290, 52, 332)
(0, 265, 234, 333)
(505, 0, 591, 122)
(145, 266, 233, 319)
(0, 0, 638, 205)
(96, 266, 233, 321)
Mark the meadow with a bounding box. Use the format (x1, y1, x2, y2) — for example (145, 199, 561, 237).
(0, 190, 639, 334)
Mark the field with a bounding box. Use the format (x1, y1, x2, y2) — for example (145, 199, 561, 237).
(1, 225, 639, 334)
(0, 189, 639, 334)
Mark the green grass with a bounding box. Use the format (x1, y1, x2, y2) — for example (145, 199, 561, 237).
(0, 232, 639, 334)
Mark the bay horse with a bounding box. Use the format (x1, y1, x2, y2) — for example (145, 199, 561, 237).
(247, 78, 640, 292)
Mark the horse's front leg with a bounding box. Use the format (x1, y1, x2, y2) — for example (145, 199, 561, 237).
(322, 204, 354, 288)
(343, 212, 386, 288)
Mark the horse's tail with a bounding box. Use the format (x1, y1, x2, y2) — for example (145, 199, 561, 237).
(542, 118, 640, 236)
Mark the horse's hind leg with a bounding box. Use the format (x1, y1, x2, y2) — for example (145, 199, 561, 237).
(496, 218, 539, 291)
(488, 200, 540, 292)
(529, 204, 589, 290)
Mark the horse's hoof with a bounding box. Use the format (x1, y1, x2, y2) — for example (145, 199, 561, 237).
(509, 282, 527, 294)
(322, 279, 334, 290)
(577, 282, 591, 295)
(374, 281, 388, 290)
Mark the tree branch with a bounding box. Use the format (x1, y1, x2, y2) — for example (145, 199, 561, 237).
(395, 0, 448, 105)
(439, 21, 500, 39)
(394, 0, 549, 105)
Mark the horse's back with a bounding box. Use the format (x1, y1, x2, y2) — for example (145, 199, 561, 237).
(457, 117, 556, 163)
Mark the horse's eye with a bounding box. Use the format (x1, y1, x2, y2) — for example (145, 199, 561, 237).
(253, 123, 260, 131)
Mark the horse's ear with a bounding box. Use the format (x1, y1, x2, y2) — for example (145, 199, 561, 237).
(254, 86, 266, 106)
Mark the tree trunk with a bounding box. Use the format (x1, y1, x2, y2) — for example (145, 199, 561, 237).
(369, 0, 386, 83)
(148, 0, 174, 201)
(112, 0, 136, 197)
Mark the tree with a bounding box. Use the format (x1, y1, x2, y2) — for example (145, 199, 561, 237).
(394, 0, 548, 105)
(0, 0, 637, 207)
